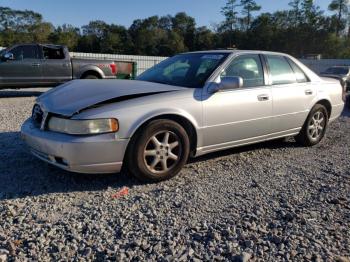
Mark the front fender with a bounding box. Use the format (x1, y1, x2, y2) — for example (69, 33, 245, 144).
(124, 108, 202, 149)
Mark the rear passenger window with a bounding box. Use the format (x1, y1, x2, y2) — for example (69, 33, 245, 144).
(266, 55, 296, 85)
(42, 46, 65, 59)
(287, 58, 309, 83)
(221, 54, 264, 88)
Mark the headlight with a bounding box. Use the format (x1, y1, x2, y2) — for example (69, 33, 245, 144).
(48, 117, 119, 135)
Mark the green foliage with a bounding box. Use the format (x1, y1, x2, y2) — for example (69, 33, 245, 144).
(0, 6, 54, 46)
(1, 3, 350, 58)
(221, 0, 240, 31)
(172, 12, 196, 51)
(240, 0, 261, 29)
(48, 24, 80, 50)
(194, 27, 216, 50)
(328, 0, 349, 35)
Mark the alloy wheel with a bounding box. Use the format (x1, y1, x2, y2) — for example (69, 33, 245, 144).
(308, 111, 325, 141)
(143, 131, 182, 174)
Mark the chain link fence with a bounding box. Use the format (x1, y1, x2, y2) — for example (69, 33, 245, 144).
(70, 52, 167, 75)
(300, 59, 350, 74)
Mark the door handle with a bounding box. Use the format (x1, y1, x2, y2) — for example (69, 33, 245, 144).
(257, 94, 270, 101)
(62, 63, 70, 67)
(305, 89, 313, 95)
(32, 63, 41, 67)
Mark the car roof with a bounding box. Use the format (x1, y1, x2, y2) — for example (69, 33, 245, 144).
(13, 43, 66, 49)
(41, 44, 66, 49)
(183, 49, 290, 56)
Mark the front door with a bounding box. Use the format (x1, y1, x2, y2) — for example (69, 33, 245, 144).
(202, 54, 273, 152)
(0, 44, 42, 87)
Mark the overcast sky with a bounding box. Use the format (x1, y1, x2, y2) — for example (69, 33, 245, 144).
(1, 0, 331, 28)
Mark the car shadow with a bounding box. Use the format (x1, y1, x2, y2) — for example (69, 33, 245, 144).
(0, 131, 142, 201)
(0, 131, 300, 201)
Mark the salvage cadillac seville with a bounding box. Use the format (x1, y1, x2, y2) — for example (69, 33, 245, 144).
(21, 50, 345, 181)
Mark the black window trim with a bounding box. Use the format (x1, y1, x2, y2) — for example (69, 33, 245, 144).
(221, 53, 267, 89)
(263, 54, 299, 86)
(260, 54, 270, 86)
(285, 57, 310, 83)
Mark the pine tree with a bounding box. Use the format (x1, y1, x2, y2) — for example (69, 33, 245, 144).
(221, 0, 240, 31)
(328, 0, 349, 36)
(240, 0, 261, 30)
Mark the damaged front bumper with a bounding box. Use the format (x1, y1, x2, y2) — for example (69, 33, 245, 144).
(21, 118, 129, 174)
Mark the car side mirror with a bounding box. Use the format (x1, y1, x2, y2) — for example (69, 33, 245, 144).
(2, 52, 14, 61)
(216, 76, 243, 92)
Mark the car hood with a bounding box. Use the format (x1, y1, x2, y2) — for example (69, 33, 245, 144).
(37, 79, 187, 117)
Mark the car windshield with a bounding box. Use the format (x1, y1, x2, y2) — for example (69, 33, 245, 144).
(325, 67, 349, 75)
(137, 53, 229, 88)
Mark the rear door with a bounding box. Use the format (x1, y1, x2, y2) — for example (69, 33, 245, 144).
(40, 45, 72, 85)
(0, 44, 42, 87)
(265, 55, 317, 133)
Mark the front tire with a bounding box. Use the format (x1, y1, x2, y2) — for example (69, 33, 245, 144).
(126, 119, 190, 182)
(295, 104, 328, 146)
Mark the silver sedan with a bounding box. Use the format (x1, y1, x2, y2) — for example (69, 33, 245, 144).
(21, 50, 345, 181)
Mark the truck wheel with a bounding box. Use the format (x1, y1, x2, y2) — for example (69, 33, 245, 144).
(295, 104, 328, 146)
(126, 119, 190, 182)
(82, 75, 98, 79)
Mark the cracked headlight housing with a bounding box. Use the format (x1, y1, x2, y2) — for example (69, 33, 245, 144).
(48, 117, 119, 135)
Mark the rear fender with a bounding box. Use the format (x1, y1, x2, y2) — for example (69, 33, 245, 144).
(76, 65, 105, 79)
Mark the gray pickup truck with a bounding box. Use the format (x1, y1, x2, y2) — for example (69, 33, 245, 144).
(0, 44, 119, 88)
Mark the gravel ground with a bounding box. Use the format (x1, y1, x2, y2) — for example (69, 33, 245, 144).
(0, 89, 349, 262)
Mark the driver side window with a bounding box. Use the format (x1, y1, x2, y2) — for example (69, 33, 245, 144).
(10, 45, 39, 61)
(221, 54, 264, 88)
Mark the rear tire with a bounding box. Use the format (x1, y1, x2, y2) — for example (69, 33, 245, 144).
(126, 119, 190, 182)
(295, 104, 328, 146)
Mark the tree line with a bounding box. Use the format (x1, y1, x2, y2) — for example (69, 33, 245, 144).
(0, 0, 350, 58)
